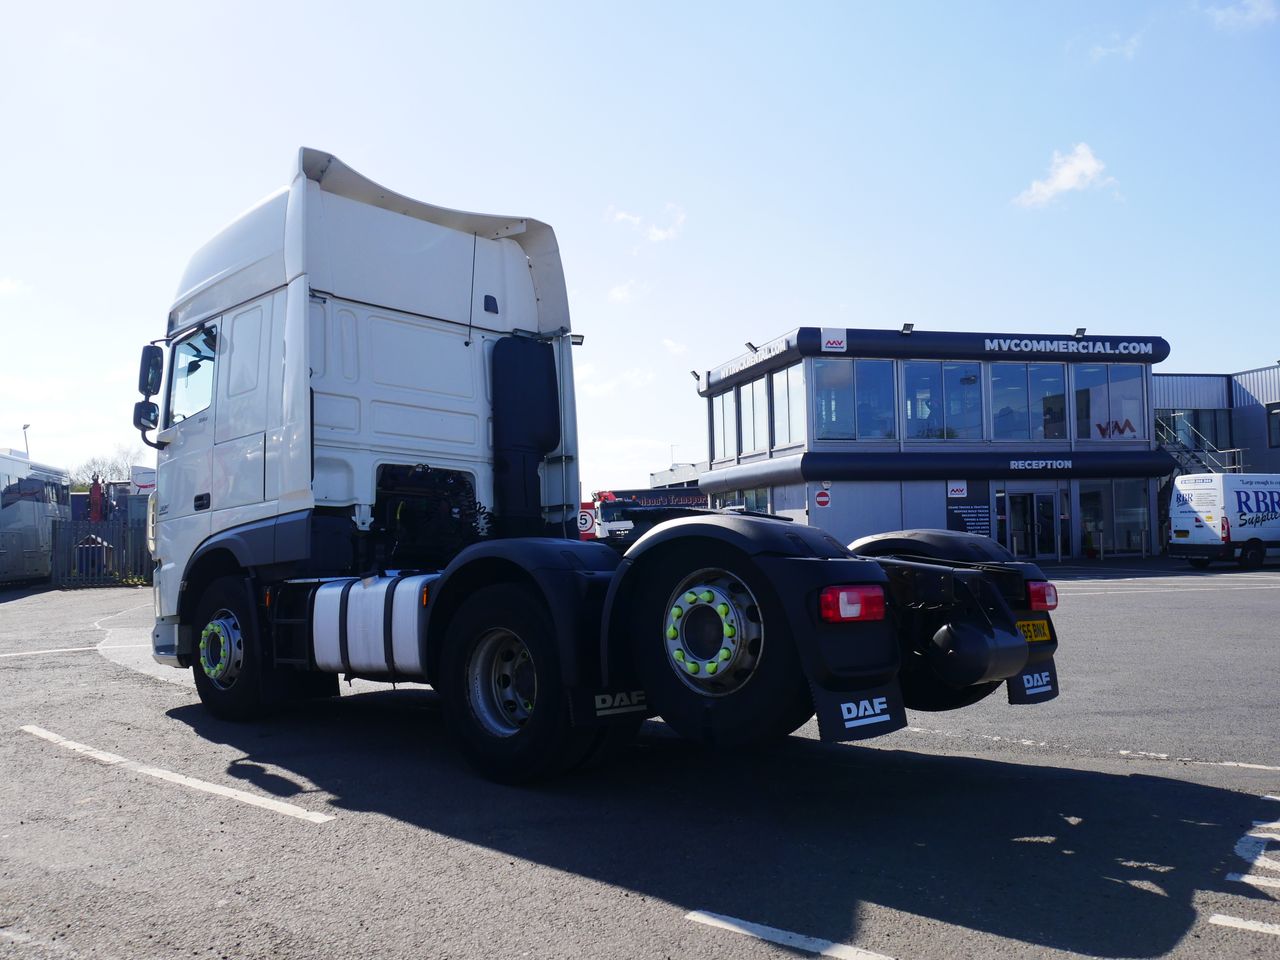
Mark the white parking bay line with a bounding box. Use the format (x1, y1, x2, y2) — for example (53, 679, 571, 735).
(686, 910, 895, 960)
(1208, 914, 1280, 937)
(1227, 872, 1280, 890)
(1, 644, 150, 659)
(19, 725, 334, 825)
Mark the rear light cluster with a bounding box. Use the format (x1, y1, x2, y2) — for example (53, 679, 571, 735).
(1027, 580, 1058, 611)
(1221, 515, 1231, 543)
(818, 585, 886, 623)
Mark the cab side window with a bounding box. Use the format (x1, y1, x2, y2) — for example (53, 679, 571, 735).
(168, 326, 218, 425)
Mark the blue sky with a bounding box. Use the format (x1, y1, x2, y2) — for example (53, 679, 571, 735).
(1, 1, 1276, 493)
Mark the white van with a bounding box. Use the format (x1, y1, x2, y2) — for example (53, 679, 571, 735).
(1168, 473, 1280, 568)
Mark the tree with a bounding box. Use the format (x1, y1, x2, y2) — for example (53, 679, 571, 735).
(72, 444, 150, 489)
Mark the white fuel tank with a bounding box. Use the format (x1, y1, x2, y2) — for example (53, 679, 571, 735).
(312, 574, 439, 677)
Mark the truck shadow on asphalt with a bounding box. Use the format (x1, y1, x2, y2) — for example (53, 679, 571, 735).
(170, 692, 1268, 958)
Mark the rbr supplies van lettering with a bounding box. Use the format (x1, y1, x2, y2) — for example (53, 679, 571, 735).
(1168, 473, 1280, 569)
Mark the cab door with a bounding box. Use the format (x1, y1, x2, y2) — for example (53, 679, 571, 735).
(154, 324, 219, 607)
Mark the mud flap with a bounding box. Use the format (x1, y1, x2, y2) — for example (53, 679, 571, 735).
(1007, 657, 1059, 704)
(810, 679, 908, 742)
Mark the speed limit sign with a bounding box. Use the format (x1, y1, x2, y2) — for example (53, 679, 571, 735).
(577, 510, 594, 533)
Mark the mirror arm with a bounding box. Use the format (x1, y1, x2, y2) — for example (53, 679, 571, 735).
(140, 433, 168, 451)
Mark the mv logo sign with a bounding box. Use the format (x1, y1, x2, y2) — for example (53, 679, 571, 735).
(841, 696, 891, 729)
(1095, 419, 1137, 438)
(820, 327, 847, 353)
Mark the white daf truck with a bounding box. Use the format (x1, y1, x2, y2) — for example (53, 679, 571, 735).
(132, 149, 1063, 781)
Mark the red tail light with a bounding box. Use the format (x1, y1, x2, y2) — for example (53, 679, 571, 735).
(819, 585, 886, 623)
(1221, 515, 1231, 543)
(1027, 580, 1058, 611)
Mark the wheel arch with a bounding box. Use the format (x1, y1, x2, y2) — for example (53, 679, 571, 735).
(599, 515, 845, 687)
(422, 538, 620, 688)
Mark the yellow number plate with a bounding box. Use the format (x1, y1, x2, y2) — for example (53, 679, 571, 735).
(1017, 619, 1051, 642)
(1174, 530, 1189, 538)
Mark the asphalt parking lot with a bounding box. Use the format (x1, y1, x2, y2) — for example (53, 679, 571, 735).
(1, 560, 1278, 959)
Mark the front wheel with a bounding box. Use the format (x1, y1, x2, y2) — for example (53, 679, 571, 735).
(439, 584, 597, 783)
(191, 576, 267, 720)
(630, 542, 813, 747)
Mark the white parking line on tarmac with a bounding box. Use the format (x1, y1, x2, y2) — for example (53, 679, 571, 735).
(1, 644, 150, 659)
(1059, 584, 1280, 596)
(1208, 914, 1280, 937)
(686, 910, 895, 960)
(19, 725, 334, 825)
(1227, 872, 1280, 890)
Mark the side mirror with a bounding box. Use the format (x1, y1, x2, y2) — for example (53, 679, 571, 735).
(133, 400, 166, 450)
(133, 400, 159, 431)
(138, 344, 164, 397)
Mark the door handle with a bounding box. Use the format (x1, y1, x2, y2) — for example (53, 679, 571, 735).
(194, 493, 210, 511)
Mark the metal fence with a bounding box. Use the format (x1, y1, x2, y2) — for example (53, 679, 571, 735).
(51, 520, 153, 589)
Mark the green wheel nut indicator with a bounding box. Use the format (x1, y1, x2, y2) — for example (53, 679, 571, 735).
(673, 649, 686, 662)
(705, 661, 718, 675)
(723, 623, 736, 638)
(666, 626, 678, 639)
(672, 606, 683, 619)
(698, 590, 714, 602)
(716, 603, 729, 616)
(718, 647, 732, 661)
(685, 592, 698, 603)
(686, 661, 700, 675)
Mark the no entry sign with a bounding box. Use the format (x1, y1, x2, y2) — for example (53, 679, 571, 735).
(815, 490, 831, 507)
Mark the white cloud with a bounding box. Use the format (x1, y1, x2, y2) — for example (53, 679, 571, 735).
(608, 280, 636, 303)
(576, 365, 655, 399)
(0, 277, 30, 296)
(1207, 0, 1277, 29)
(646, 204, 686, 243)
(1014, 144, 1114, 208)
(606, 203, 686, 243)
(661, 338, 688, 355)
(610, 207, 642, 227)
(1090, 31, 1142, 61)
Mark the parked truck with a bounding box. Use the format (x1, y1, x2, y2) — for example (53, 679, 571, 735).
(131, 149, 1061, 782)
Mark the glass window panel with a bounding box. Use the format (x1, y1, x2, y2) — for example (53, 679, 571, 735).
(771, 369, 790, 446)
(814, 360, 855, 439)
(788, 365, 806, 444)
(169, 326, 218, 425)
(903, 361, 943, 439)
(991, 363, 1030, 440)
(854, 360, 896, 439)
(1029, 363, 1067, 440)
(751, 378, 768, 451)
(1075, 364, 1108, 440)
(739, 382, 756, 452)
(712, 396, 725, 460)
(724, 390, 737, 458)
(1113, 479, 1149, 552)
(1268, 403, 1280, 448)
(1108, 364, 1145, 438)
(943, 362, 982, 439)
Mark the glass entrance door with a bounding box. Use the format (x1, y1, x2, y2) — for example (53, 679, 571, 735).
(1007, 492, 1058, 559)
(1035, 493, 1057, 558)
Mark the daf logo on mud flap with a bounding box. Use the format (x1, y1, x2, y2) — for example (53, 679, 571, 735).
(1023, 672, 1053, 695)
(594, 690, 647, 717)
(841, 696, 892, 729)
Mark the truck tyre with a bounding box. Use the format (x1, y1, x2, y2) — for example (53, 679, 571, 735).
(1187, 557, 1211, 570)
(191, 577, 268, 720)
(439, 584, 596, 784)
(1239, 541, 1265, 569)
(630, 542, 813, 747)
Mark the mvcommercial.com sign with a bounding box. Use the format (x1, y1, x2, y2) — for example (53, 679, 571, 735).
(984, 337, 1156, 356)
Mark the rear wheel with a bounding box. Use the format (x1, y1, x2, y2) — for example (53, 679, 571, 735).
(191, 577, 267, 720)
(439, 584, 596, 783)
(1239, 541, 1265, 569)
(631, 542, 813, 746)
(1187, 557, 1211, 570)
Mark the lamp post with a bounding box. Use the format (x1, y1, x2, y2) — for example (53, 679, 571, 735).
(22, 424, 30, 458)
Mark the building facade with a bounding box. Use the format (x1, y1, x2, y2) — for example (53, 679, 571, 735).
(697, 327, 1176, 559)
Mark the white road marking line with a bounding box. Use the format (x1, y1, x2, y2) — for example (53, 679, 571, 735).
(1208, 914, 1280, 937)
(1, 644, 150, 659)
(686, 910, 895, 960)
(1059, 585, 1280, 596)
(19, 725, 334, 825)
(1228, 872, 1280, 890)
(901, 724, 1280, 771)
(1266, 795, 1280, 803)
